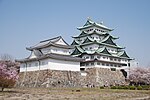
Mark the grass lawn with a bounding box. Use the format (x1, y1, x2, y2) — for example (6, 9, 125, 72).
(0, 87, 150, 100)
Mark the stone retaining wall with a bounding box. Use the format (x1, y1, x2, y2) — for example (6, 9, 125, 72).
(16, 68, 127, 87)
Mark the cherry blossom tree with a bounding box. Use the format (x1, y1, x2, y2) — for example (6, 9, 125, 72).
(129, 67, 150, 85)
(0, 61, 19, 91)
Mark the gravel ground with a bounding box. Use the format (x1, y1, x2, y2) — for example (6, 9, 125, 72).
(0, 88, 150, 100)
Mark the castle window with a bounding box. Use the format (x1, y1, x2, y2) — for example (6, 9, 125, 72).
(102, 63, 105, 66)
(86, 56, 89, 59)
(106, 63, 109, 66)
(91, 62, 94, 65)
(23, 64, 26, 68)
(97, 62, 100, 65)
(80, 63, 85, 66)
(97, 56, 100, 59)
(128, 63, 130, 67)
(85, 48, 88, 50)
(103, 56, 106, 59)
(42, 61, 46, 65)
(86, 63, 89, 66)
(53, 49, 57, 52)
(35, 62, 38, 66)
(28, 63, 31, 67)
(91, 55, 94, 59)
(110, 58, 113, 61)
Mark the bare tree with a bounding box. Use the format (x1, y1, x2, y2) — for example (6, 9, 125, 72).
(0, 54, 14, 61)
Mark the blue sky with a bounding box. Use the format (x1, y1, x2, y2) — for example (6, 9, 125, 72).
(0, 0, 150, 67)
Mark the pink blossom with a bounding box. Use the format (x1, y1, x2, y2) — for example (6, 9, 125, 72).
(0, 61, 19, 91)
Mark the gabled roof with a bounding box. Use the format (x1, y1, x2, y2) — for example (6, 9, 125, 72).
(117, 51, 130, 58)
(72, 30, 105, 38)
(77, 18, 113, 31)
(82, 36, 94, 44)
(71, 40, 80, 45)
(101, 35, 117, 46)
(79, 31, 87, 36)
(80, 39, 123, 49)
(72, 30, 118, 40)
(26, 36, 73, 50)
(96, 47, 111, 55)
(71, 46, 84, 55)
(17, 53, 83, 63)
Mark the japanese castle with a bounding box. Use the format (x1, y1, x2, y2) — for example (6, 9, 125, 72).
(18, 18, 131, 74)
(71, 18, 131, 71)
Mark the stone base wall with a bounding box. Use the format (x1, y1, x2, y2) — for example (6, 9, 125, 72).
(16, 68, 127, 88)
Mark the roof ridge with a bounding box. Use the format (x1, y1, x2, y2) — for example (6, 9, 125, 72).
(40, 36, 61, 43)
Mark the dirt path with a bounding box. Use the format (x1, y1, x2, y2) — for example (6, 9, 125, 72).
(0, 88, 150, 100)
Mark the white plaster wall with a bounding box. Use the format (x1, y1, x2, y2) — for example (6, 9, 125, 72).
(91, 34, 100, 41)
(50, 46, 70, 55)
(75, 37, 86, 44)
(82, 44, 99, 51)
(41, 47, 51, 54)
(41, 46, 70, 55)
(106, 47, 117, 53)
(27, 61, 39, 72)
(29, 51, 37, 59)
(20, 58, 80, 72)
(82, 54, 91, 61)
(81, 26, 108, 34)
(81, 26, 95, 33)
(20, 63, 27, 72)
(48, 59, 80, 71)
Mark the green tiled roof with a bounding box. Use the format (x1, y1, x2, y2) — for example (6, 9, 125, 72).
(71, 46, 84, 55)
(83, 19, 92, 26)
(72, 30, 118, 40)
(80, 40, 123, 49)
(117, 51, 130, 58)
(101, 35, 117, 46)
(71, 40, 80, 45)
(82, 36, 94, 44)
(96, 47, 111, 55)
(79, 31, 87, 36)
(77, 18, 113, 31)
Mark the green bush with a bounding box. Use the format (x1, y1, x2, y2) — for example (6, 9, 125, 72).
(129, 86, 136, 90)
(100, 86, 104, 89)
(111, 86, 117, 89)
(117, 86, 123, 89)
(120, 86, 129, 89)
(137, 86, 142, 90)
(141, 85, 150, 90)
(110, 85, 150, 90)
(110, 86, 130, 90)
